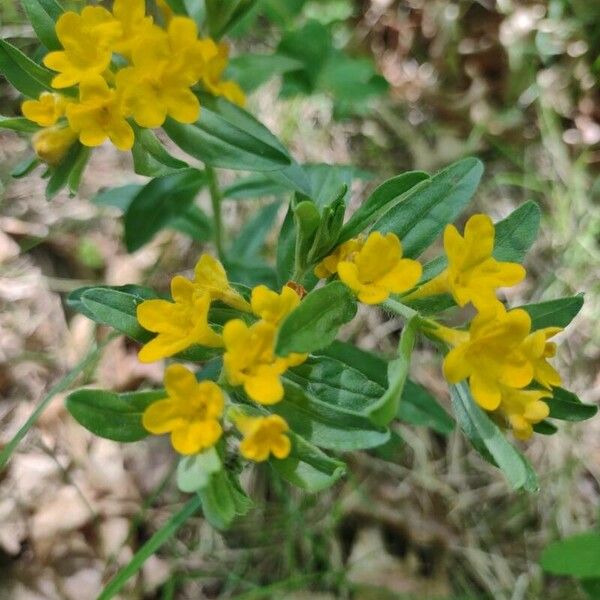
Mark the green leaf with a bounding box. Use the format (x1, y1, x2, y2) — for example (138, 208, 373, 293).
(205, 0, 257, 38)
(227, 52, 304, 92)
(163, 100, 291, 172)
(541, 532, 600, 578)
(272, 381, 390, 451)
(81, 288, 152, 342)
(230, 201, 280, 257)
(65, 389, 163, 442)
(224, 174, 289, 200)
(286, 356, 384, 413)
(293, 199, 321, 258)
(45, 142, 85, 199)
(374, 158, 484, 258)
(451, 383, 538, 491)
(275, 282, 357, 356)
(493, 201, 541, 262)
(581, 579, 600, 598)
(533, 420, 558, 435)
(339, 171, 429, 243)
(177, 448, 222, 493)
(11, 155, 40, 178)
(131, 126, 189, 177)
(124, 168, 207, 252)
(67, 145, 91, 197)
(398, 379, 454, 435)
(270, 431, 346, 492)
(0, 115, 41, 133)
(198, 470, 253, 530)
(546, 387, 598, 422)
(67, 283, 159, 321)
(316, 340, 387, 387)
(0, 38, 54, 98)
(21, 0, 63, 50)
(307, 186, 347, 262)
(278, 20, 332, 91)
(520, 295, 584, 330)
(368, 315, 417, 427)
(93, 183, 144, 212)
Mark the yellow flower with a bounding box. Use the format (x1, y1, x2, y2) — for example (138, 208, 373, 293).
(251, 285, 301, 324)
(116, 18, 218, 128)
(21, 92, 70, 127)
(337, 232, 422, 304)
(223, 319, 306, 404)
(143, 364, 224, 455)
(137, 275, 223, 363)
(32, 125, 78, 165)
(43, 6, 122, 88)
(496, 387, 551, 440)
(314, 238, 363, 279)
(112, 0, 154, 59)
(440, 305, 534, 410)
(236, 414, 291, 462)
(193, 254, 251, 312)
(522, 327, 562, 389)
(200, 40, 246, 107)
(66, 76, 134, 150)
(409, 214, 525, 313)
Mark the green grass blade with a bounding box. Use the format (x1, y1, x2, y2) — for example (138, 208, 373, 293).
(0, 332, 117, 472)
(96, 494, 203, 600)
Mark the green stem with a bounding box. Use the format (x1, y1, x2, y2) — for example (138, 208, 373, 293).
(96, 495, 203, 600)
(206, 165, 225, 261)
(0, 331, 118, 472)
(382, 298, 419, 321)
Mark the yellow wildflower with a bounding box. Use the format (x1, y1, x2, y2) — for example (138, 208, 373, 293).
(408, 214, 525, 313)
(21, 92, 70, 127)
(251, 285, 301, 324)
(200, 40, 246, 107)
(236, 414, 291, 462)
(223, 319, 306, 404)
(142, 364, 224, 455)
(522, 327, 562, 389)
(116, 19, 212, 128)
(32, 125, 78, 165)
(337, 232, 422, 305)
(439, 305, 534, 410)
(137, 275, 223, 363)
(66, 76, 134, 150)
(496, 387, 551, 440)
(314, 238, 364, 279)
(193, 254, 251, 312)
(112, 0, 154, 59)
(43, 6, 121, 88)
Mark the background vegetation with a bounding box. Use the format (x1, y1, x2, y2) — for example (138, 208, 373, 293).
(0, 0, 599, 598)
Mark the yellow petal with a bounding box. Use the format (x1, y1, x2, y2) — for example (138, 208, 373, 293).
(244, 370, 284, 405)
(142, 398, 183, 434)
(469, 372, 501, 410)
(164, 363, 199, 402)
(138, 334, 190, 363)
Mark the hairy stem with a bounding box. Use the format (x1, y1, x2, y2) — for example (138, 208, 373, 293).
(206, 166, 225, 261)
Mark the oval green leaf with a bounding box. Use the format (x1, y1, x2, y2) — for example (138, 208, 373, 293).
(275, 281, 357, 356)
(66, 388, 163, 442)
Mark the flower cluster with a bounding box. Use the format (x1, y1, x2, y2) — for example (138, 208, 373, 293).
(136, 255, 306, 461)
(418, 215, 560, 439)
(21, 0, 244, 163)
(317, 215, 562, 440)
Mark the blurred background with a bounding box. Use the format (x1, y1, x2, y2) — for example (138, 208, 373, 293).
(1, 0, 599, 598)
